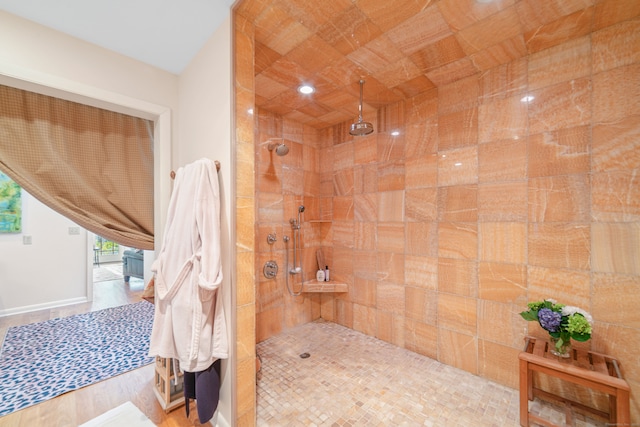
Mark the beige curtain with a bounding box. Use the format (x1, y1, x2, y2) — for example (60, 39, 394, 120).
(0, 84, 154, 249)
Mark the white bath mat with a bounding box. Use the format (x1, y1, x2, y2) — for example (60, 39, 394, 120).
(80, 401, 156, 427)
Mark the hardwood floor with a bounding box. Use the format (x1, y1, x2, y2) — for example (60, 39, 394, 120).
(0, 266, 206, 427)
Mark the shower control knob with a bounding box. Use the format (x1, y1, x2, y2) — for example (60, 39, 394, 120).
(263, 260, 278, 279)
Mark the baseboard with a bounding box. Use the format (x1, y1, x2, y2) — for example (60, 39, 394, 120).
(0, 297, 88, 317)
(214, 411, 231, 427)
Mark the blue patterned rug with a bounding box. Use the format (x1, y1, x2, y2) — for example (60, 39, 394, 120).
(0, 301, 154, 416)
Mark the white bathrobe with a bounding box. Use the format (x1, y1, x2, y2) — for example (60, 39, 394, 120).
(149, 158, 227, 372)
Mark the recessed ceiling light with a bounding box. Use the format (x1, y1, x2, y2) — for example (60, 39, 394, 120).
(521, 95, 535, 103)
(476, 0, 494, 3)
(298, 85, 314, 94)
(391, 130, 400, 136)
(454, 162, 462, 166)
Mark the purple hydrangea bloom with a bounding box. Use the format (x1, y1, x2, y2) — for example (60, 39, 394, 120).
(537, 308, 561, 332)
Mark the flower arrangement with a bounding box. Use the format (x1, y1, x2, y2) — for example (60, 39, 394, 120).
(520, 299, 593, 356)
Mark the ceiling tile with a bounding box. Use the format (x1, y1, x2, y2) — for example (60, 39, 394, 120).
(356, 0, 431, 32)
(316, 5, 383, 56)
(409, 35, 467, 73)
(249, 0, 596, 129)
(386, 6, 452, 55)
(456, 6, 523, 55)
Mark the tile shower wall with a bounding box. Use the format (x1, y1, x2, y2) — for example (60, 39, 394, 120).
(250, 11, 640, 424)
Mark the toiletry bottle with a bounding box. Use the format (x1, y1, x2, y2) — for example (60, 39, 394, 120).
(324, 265, 330, 282)
(316, 269, 325, 282)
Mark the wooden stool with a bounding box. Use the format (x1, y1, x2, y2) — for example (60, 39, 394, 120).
(519, 336, 630, 427)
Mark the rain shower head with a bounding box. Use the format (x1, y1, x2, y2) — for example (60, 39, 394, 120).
(268, 141, 289, 156)
(350, 80, 374, 136)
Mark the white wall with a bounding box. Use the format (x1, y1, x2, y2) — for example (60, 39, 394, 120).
(0, 10, 178, 314)
(177, 15, 234, 427)
(0, 191, 88, 314)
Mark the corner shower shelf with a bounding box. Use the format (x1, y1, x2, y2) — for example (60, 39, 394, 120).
(302, 280, 348, 293)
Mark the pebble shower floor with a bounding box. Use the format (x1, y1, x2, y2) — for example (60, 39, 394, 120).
(256, 320, 606, 427)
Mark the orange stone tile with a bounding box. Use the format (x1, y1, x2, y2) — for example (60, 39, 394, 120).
(405, 153, 438, 189)
(437, 185, 478, 222)
(479, 222, 526, 264)
(406, 188, 438, 222)
(425, 57, 479, 87)
(528, 36, 591, 91)
(528, 174, 590, 222)
(528, 77, 591, 135)
(527, 265, 591, 309)
(352, 303, 377, 336)
(592, 223, 640, 275)
(377, 222, 405, 253)
(478, 94, 528, 143)
(377, 251, 405, 284)
(478, 262, 527, 305)
(456, 6, 523, 54)
(592, 171, 640, 222)
(478, 138, 527, 183)
(376, 311, 405, 348)
(438, 146, 478, 187)
(332, 141, 354, 170)
(527, 125, 590, 178)
(377, 160, 405, 191)
(593, 0, 640, 31)
(316, 5, 383, 56)
(438, 107, 479, 150)
(378, 190, 405, 222)
(386, 6, 452, 55)
(478, 181, 527, 222)
(332, 220, 355, 249)
(592, 63, 640, 124)
(438, 75, 480, 114)
(468, 35, 528, 72)
(332, 196, 354, 220)
(595, 15, 640, 74)
(353, 250, 378, 281)
(437, 293, 477, 335)
(409, 35, 466, 74)
(357, 0, 432, 33)
(478, 339, 520, 389)
(378, 132, 405, 162)
(405, 222, 438, 257)
(593, 272, 640, 329)
(592, 115, 640, 172)
(354, 193, 377, 222)
(528, 223, 590, 270)
(438, 329, 478, 375)
(477, 300, 522, 347)
(347, 34, 406, 75)
(515, 0, 595, 33)
(354, 164, 378, 194)
(479, 57, 527, 103)
(349, 276, 376, 306)
(254, 5, 313, 54)
(439, 0, 517, 31)
(438, 222, 478, 260)
(405, 120, 439, 158)
(405, 286, 437, 325)
(376, 282, 405, 314)
(404, 318, 438, 359)
(354, 221, 376, 250)
(524, 7, 593, 54)
(354, 136, 377, 165)
(333, 169, 354, 196)
(438, 257, 478, 297)
(405, 254, 438, 289)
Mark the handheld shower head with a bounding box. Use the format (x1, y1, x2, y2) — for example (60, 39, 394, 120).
(298, 205, 305, 213)
(267, 141, 290, 156)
